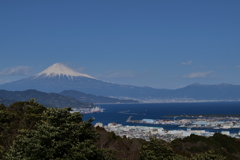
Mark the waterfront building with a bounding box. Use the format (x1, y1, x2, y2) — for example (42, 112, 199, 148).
(141, 119, 156, 124)
(95, 122, 103, 128)
(101, 122, 238, 142)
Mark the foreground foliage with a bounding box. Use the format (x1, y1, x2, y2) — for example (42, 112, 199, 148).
(172, 133, 240, 160)
(0, 99, 46, 158)
(138, 138, 226, 160)
(96, 127, 145, 159)
(0, 100, 239, 159)
(4, 106, 111, 160)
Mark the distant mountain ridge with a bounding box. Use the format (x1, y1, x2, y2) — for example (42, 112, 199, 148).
(0, 90, 95, 108)
(59, 90, 139, 104)
(0, 63, 169, 98)
(174, 83, 240, 100)
(0, 97, 16, 106)
(0, 63, 240, 101)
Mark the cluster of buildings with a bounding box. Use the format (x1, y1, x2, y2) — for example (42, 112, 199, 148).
(71, 106, 104, 114)
(95, 122, 240, 142)
(128, 115, 240, 130)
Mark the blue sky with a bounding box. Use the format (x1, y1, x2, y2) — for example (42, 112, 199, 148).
(0, 0, 240, 89)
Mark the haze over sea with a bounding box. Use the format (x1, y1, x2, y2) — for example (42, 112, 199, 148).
(83, 102, 240, 134)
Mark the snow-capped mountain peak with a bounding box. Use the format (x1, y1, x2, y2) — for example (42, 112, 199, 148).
(35, 63, 94, 79)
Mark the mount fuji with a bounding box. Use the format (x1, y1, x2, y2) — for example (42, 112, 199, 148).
(1, 63, 240, 101)
(35, 63, 95, 79)
(0, 63, 166, 98)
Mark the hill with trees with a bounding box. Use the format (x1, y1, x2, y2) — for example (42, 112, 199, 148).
(0, 89, 95, 108)
(60, 90, 139, 104)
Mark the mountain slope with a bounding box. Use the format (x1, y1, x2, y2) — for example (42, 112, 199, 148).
(174, 83, 240, 100)
(0, 63, 171, 98)
(35, 63, 94, 79)
(1, 63, 240, 101)
(0, 97, 16, 106)
(60, 90, 139, 104)
(0, 90, 95, 108)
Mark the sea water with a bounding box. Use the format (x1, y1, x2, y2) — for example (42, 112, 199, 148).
(82, 102, 240, 133)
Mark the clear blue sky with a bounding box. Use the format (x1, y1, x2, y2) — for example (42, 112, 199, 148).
(0, 0, 240, 89)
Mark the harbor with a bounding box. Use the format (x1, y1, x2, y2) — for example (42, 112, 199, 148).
(126, 115, 240, 130)
(95, 122, 240, 142)
(81, 103, 240, 138)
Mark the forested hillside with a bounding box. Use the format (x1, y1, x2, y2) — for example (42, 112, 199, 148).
(0, 89, 95, 108)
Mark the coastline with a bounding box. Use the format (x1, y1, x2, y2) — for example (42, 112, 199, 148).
(94, 100, 240, 105)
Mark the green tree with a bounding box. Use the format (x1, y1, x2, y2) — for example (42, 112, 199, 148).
(138, 137, 226, 160)
(0, 103, 6, 110)
(5, 107, 111, 160)
(191, 151, 226, 160)
(138, 137, 184, 160)
(0, 99, 46, 159)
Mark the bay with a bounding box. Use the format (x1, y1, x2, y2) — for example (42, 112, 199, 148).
(82, 102, 240, 134)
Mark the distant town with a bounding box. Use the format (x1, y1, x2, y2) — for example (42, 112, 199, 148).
(94, 114, 240, 142)
(127, 114, 240, 130)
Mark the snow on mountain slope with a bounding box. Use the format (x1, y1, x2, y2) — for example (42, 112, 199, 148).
(35, 63, 94, 79)
(1, 63, 240, 100)
(0, 63, 167, 97)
